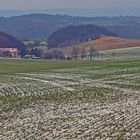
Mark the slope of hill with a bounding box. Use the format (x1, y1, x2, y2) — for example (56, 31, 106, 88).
(0, 14, 140, 39)
(0, 31, 26, 55)
(48, 25, 116, 48)
(55, 36, 140, 55)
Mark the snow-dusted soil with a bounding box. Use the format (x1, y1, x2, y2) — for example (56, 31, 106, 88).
(0, 65, 140, 140)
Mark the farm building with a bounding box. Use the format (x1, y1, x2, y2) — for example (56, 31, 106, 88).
(0, 48, 20, 57)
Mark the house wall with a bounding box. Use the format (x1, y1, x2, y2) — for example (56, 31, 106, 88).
(0, 48, 20, 57)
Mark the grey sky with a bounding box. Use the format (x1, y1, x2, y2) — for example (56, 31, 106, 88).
(0, 0, 139, 10)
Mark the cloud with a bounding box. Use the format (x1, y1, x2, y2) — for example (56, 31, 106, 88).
(0, 0, 139, 10)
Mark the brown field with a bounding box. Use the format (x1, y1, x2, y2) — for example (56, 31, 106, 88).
(55, 36, 140, 56)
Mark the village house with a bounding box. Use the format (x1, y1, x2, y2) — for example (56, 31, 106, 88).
(0, 48, 20, 57)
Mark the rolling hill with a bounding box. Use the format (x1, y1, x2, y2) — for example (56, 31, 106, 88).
(0, 14, 140, 39)
(47, 24, 116, 48)
(0, 31, 26, 55)
(55, 36, 140, 55)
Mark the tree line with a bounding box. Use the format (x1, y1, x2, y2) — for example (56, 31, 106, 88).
(25, 46, 105, 60)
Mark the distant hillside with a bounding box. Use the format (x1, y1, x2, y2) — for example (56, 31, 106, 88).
(55, 36, 140, 55)
(48, 25, 116, 48)
(0, 14, 140, 39)
(0, 31, 26, 55)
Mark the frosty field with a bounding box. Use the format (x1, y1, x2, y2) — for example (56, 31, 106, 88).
(0, 58, 140, 140)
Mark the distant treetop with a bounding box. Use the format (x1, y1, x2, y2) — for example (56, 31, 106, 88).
(48, 24, 117, 48)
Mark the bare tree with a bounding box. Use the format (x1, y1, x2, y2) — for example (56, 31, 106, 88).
(51, 50, 65, 60)
(51, 50, 59, 60)
(89, 46, 96, 60)
(71, 47, 80, 60)
(43, 49, 65, 60)
(44, 51, 53, 60)
(80, 48, 86, 60)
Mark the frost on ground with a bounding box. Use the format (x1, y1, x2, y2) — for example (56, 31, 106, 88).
(0, 65, 140, 140)
(1, 98, 140, 140)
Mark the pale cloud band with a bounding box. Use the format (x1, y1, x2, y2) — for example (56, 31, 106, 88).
(0, 0, 139, 10)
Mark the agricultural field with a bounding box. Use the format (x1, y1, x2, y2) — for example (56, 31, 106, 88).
(0, 57, 140, 139)
(102, 46, 140, 60)
(56, 36, 140, 56)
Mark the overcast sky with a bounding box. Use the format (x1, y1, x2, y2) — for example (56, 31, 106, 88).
(0, 0, 139, 10)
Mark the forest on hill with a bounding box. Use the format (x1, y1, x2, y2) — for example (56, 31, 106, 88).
(0, 14, 140, 39)
(47, 24, 116, 48)
(0, 31, 26, 56)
